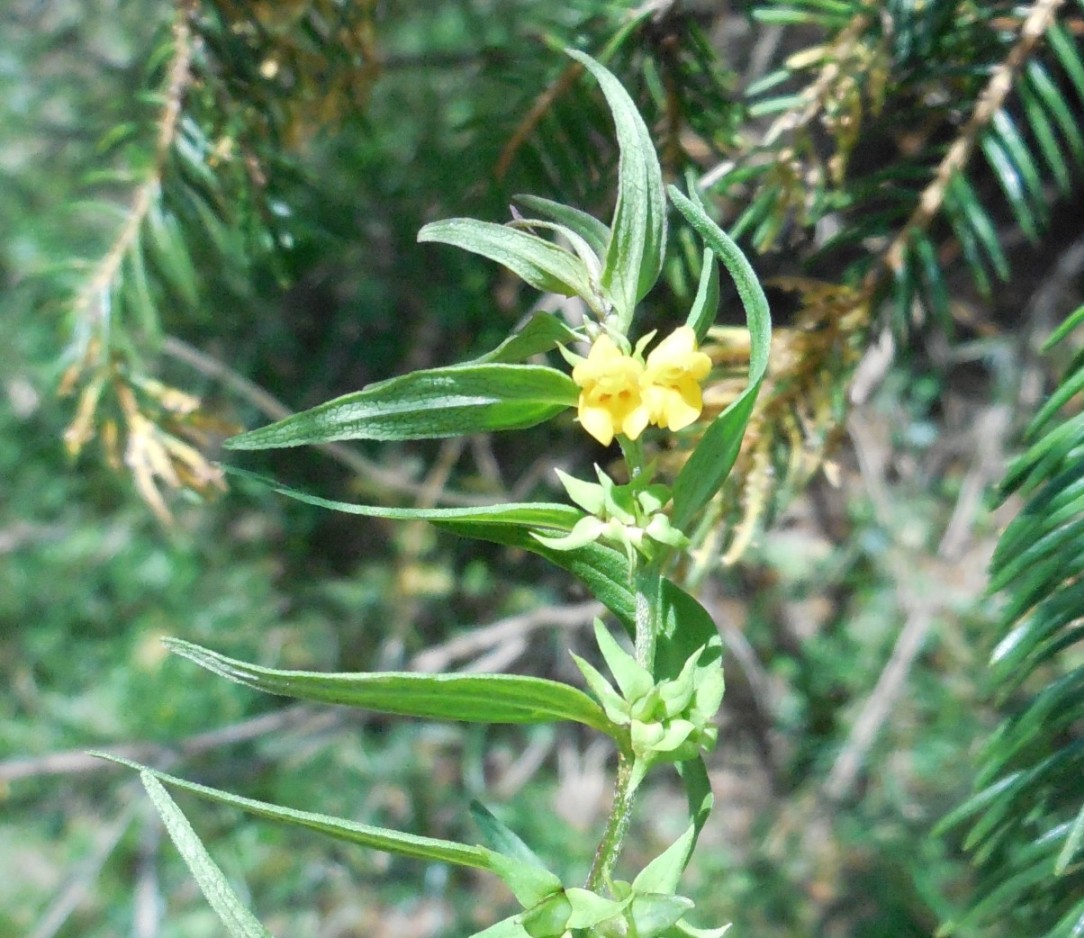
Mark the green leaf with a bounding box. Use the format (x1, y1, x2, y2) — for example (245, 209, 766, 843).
(1046, 23, 1084, 105)
(99, 756, 495, 870)
(145, 201, 200, 309)
(1025, 61, 1084, 169)
(653, 578, 722, 684)
(633, 823, 697, 895)
(1017, 79, 1073, 193)
(980, 133, 1041, 242)
(472, 312, 581, 365)
(165, 639, 615, 733)
(226, 467, 637, 633)
(418, 218, 595, 301)
(685, 249, 720, 343)
(1054, 799, 1084, 875)
(225, 467, 582, 530)
(945, 174, 1010, 282)
(568, 50, 666, 327)
(513, 194, 611, 258)
(676, 757, 715, 856)
(667, 187, 771, 534)
(141, 773, 274, 938)
(225, 364, 577, 450)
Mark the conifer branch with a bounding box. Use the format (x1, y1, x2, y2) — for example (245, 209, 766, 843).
(870, 0, 1068, 288)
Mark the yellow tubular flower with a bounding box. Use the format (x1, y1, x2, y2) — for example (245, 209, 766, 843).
(641, 326, 713, 431)
(572, 335, 649, 446)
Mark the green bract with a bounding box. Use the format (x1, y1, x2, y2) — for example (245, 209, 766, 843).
(534, 466, 688, 564)
(573, 620, 725, 776)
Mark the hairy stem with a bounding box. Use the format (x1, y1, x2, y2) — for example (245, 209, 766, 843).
(586, 753, 638, 890)
(586, 568, 659, 888)
(633, 570, 657, 671)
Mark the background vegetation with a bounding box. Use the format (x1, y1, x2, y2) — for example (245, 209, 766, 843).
(3, 1, 1082, 936)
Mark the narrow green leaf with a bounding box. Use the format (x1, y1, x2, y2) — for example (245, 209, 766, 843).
(1055, 801, 1084, 875)
(1028, 361, 1084, 436)
(980, 134, 1041, 242)
(1025, 61, 1084, 168)
(513, 195, 611, 258)
(145, 201, 200, 308)
(165, 639, 615, 733)
(225, 467, 581, 530)
(100, 756, 496, 870)
(1043, 303, 1084, 351)
(224, 468, 636, 632)
(568, 50, 667, 326)
(225, 364, 577, 449)
(667, 187, 771, 534)
(141, 773, 274, 938)
(511, 219, 603, 281)
(1046, 23, 1084, 105)
(943, 188, 994, 296)
(946, 174, 1010, 281)
(1017, 80, 1073, 193)
(990, 110, 1048, 219)
(486, 856, 564, 911)
(419, 218, 595, 301)
(912, 233, 951, 327)
(685, 249, 720, 343)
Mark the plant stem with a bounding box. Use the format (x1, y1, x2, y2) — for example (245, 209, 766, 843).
(586, 569, 660, 889)
(586, 753, 638, 890)
(633, 571, 657, 671)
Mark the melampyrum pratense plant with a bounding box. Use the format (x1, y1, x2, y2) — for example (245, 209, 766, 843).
(97, 52, 770, 938)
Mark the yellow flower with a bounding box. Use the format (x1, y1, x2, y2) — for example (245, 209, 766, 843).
(641, 326, 712, 431)
(572, 335, 649, 446)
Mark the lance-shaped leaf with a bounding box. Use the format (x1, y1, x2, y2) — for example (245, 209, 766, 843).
(569, 50, 666, 327)
(101, 756, 495, 869)
(165, 639, 615, 734)
(226, 363, 577, 450)
(668, 187, 771, 534)
(141, 773, 274, 938)
(102, 756, 563, 909)
(418, 218, 595, 300)
(684, 249, 719, 343)
(224, 467, 582, 530)
(223, 469, 637, 634)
